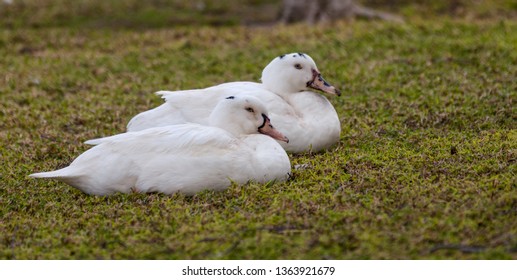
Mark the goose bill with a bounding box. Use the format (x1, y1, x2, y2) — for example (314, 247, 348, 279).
(258, 114, 289, 143)
(307, 69, 341, 96)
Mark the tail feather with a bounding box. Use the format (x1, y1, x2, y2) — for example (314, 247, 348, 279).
(84, 138, 102, 145)
(29, 168, 79, 179)
(155, 90, 170, 96)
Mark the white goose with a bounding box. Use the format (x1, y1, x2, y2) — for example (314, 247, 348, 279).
(127, 53, 341, 153)
(30, 96, 291, 196)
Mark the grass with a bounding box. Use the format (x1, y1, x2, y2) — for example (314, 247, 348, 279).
(1, 0, 516, 28)
(0, 0, 281, 28)
(0, 1, 516, 259)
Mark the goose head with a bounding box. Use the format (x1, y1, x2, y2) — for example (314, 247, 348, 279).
(261, 52, 341, 96)
(209, 95, 289, 143)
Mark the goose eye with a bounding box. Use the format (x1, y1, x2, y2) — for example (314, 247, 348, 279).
(245, 107, 254, 113)
(294, 63, 302, 70)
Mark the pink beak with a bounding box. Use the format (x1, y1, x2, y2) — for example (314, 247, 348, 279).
(258, 114, 289, 143)
(307, 69, 341, 96)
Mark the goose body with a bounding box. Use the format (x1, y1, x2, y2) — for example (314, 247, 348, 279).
(127, 53, 342, 153)
(30, 96, 291, 196)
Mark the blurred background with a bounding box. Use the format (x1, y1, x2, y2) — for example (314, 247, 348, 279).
(1, 0, 516, 29)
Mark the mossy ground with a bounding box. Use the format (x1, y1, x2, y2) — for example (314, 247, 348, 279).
(0, 1, 516, 259)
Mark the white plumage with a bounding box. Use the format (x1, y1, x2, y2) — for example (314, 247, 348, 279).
(30, 96, 291, 196)
(127, 53, 341, 153)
